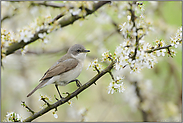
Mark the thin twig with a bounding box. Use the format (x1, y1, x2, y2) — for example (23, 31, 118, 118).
(21, 101, 35, 114)
(109, 71, 115, 82)
(94, 65, 100, 74)
(111, 19, 121, 33)
(41, 98, 50, 107)
(48, 11, 66, 25)
(138, 33, 146, 41)
(145, 39, 182, 53)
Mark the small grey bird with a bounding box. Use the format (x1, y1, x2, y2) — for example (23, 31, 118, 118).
(27, 44, 90, 98)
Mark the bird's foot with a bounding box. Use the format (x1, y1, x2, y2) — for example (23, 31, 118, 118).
(68, 79, 82, 87)
(75, 79, 82, 87)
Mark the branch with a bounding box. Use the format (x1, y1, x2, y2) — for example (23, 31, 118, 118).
(145, 45, 171, 53)
(5, 1, 111, 56)
(111, 20, 121, 33)
(1, 13, 17, 23)
(57, 1, 111, 27)
(30, 1, 74, 9)
(145, 39, 182, 53)
(1, 8, 18, 23)
(5, 29, 47, 56)
(134, 81, 148, 122)
(128, 2, 140, 60)
(23, 61, 115, 122)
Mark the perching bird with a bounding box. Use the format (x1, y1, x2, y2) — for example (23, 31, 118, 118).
(27, 44, 90, 99)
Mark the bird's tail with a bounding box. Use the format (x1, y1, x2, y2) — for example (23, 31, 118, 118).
(27, 79, 48, 97)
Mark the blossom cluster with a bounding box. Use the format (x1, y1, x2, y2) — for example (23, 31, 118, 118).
(3, 112, 23, 122)
(114, 34, 181, 74)
(87, 59, 103, 72)
(110, 1, 131, 19)
(118, 2, 152, 40)
(1, 28, 17, 58)
(88, 1, 182, 95)
(64, 1, 95, 16)
(101, 50, 113, 62)
(114, 40, 158, 73)
(17, 15, 60, 43)
(1, 15, 60, 58)
(113, 2, 182, 73)
(108, 76, 125, 94)
(170, 27, 182, 48)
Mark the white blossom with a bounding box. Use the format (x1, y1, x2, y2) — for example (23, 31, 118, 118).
(53, 111, 58, 119)
(69, 8, 81, 15)
(156, 49, 166, 57)
(38, 32, 49, 43)
(3, 112, 23, 122)
(19, 30, 34, 43)
(54, 113, 58, 118)
(127, 15, 131, 21)
(108, 76, 125, 94)
(87, 59, 103, 71)
(101, 50, 112, 62)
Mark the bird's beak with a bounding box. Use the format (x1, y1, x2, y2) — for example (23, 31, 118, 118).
(83, 50, 90, 53)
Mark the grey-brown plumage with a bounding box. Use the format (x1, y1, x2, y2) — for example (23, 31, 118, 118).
(27, 44, 90, 97)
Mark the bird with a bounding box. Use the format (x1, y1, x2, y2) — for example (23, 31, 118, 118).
(27, 44, 90, 99)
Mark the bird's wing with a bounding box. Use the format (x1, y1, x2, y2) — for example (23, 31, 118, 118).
(39, 58, 79, 81)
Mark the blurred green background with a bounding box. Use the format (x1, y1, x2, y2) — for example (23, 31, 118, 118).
(1, 1, 182, 122)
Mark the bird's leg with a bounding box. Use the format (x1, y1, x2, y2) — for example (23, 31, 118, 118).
(68, 79, 82, 87)
(55, 84, 63, 99)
